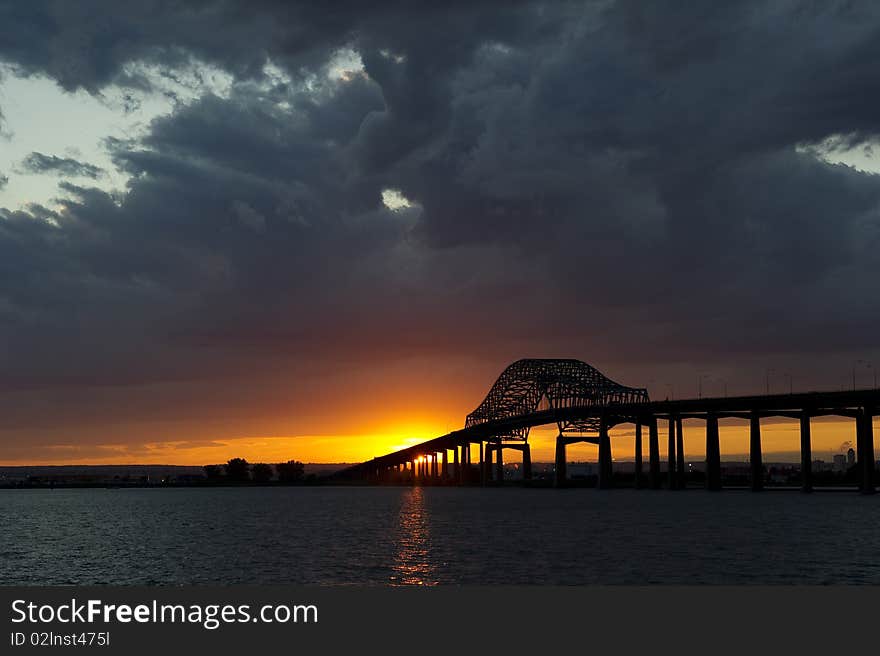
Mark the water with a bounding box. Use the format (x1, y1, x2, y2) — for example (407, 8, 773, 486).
(2, 486, 879, 585)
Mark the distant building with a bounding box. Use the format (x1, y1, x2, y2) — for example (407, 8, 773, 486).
(567, 462, 595, 478)
(767, 470, 788, 484)
(847, 448, 856, 467)
(172, 474, 206, 484)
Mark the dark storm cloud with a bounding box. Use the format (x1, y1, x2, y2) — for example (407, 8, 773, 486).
(19, 152, 105, 179)
(1, 0, 880, 434)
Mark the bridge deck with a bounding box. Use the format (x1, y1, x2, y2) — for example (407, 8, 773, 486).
(333, 389, 880, 481)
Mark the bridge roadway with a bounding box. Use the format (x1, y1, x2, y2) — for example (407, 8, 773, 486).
(332, 389, 880, 493)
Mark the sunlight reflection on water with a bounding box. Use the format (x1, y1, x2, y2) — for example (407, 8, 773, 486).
(390, 486, 436, 586)
(3, 487, 880, 585)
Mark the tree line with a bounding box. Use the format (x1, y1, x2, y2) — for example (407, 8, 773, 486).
(203, 459, 306, 483)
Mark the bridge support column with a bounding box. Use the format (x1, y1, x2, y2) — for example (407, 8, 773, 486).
(522, 443, 532, 481)
(464, 443, 471, 484)
(477, 442, 483, 486)
(800, 412, 813, 493)
(857, 406, 875, 494)
(442, 450, 449, 480)
(432, 454, 439, 480)
(453, 446, 460, 484)
(483, 443, 492, 486)
(705, 413, 721, 491)
(750, 413, 763, 491)
(495, 444, 503, 483)
(634, 421, 643, 489)
(598, 419, 613, 489)
(649, 418, 661, 489)
(676, 416, 685, 489)
(555, 434, 567, 488)
(667, 417, 677, 490)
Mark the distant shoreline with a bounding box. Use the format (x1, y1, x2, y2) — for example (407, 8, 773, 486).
(2, 460, 870, 490)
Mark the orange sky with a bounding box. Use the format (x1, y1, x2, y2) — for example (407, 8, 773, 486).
(1, 355, 876, 467)
(2, 414, 875, 467)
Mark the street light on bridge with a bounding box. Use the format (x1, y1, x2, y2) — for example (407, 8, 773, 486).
(765, 368, 775, 395)
(852, 360, 873, 391)
(698, 373, 710, 399)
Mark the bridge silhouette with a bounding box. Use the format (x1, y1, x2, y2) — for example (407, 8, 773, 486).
(333, 359, 879, 493)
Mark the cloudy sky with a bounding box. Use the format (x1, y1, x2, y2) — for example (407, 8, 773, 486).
(1, 1, 879, 465)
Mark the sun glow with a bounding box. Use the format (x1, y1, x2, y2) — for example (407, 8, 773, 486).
(1, 413, 874, 468)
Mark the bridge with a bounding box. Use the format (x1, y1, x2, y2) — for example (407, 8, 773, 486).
(332, 359, 880, 493)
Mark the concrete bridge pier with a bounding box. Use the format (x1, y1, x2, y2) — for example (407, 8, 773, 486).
(667, 418, 677, 490)
(475, 443, 481, 485)
(597, 419, 613, 489)
(453, 446, 460, 484)
(705, 413, 721, 491)
(554, 433, 567, 488)
(634, 421, 643, 489)
(442, 450, 449, 480)
(649, 418, 661, 489)
(800, 412, 813, 493)
(750, 413, 763, 491)
(495, 444, 503, 483)
(676, 416, 685, 489)
(857, 406, 875, 494)
(522, 443, 532, 481)
(482, 443, 493, 486)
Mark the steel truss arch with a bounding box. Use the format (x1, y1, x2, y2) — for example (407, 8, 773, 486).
(465, 359, 649, 439)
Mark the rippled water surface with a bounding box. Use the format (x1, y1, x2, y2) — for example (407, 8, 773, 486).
(2, 487, 879, 585)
